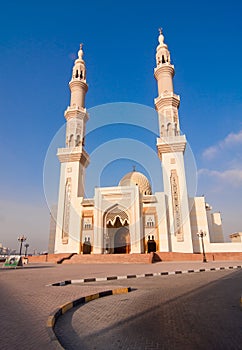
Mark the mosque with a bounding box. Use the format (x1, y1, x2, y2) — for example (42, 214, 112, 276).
(52, 30, 242, 255)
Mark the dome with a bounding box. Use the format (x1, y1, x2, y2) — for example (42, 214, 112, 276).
(119, 171, 152, 195)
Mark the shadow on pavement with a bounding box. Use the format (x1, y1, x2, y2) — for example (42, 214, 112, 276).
(54, 269, 242, 350)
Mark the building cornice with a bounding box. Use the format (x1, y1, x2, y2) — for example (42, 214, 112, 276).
(157, 135, 187, 159)
(154, 63, 174, 80)
(64, 106, 89, 121)
(82, 199, 95, 207)
(69, 79, 88, 92)
(154, 92, 180, 111)
(57, 146, 90, 165)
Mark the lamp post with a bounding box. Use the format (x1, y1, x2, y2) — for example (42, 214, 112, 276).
(197, 230, 207, 263)
(24, 243, 29, 257)
(18, 235, 27, 256)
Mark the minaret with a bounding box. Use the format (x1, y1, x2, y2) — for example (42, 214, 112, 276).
(154, 29, 193, 252)
(54, 44, 89, 253)
(65, 44, 89, 149)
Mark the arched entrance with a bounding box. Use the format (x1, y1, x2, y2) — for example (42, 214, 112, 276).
(104, 205, 130, 254)
(114, 227, 130, 254)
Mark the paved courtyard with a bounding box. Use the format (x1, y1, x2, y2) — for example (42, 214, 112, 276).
(55, 269, 242, 350)
(0, 261, 241, 349)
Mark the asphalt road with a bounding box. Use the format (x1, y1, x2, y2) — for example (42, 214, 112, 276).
(55, 269, 242, 350)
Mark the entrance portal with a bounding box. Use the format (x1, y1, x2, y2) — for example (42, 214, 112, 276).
(114, 227, 130, 254)
(105, 206, 130, 254)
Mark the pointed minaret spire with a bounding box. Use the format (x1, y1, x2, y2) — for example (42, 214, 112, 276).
(158, 28, 165, 45)
(63, 43, 89, 150)
(155, 28, 173, 94)
(154, 28, 180, 138)
(157, 28, 171, 64)
(67, 43, 88, 111)
(78, 43, 84, 60)
(71, 43, 87, 83)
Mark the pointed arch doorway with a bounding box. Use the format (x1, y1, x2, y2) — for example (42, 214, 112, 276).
(114, 227, 130, 254)
(104, 206, 130, 254)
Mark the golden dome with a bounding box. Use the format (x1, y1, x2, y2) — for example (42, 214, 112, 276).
(119, 171, 152, 195)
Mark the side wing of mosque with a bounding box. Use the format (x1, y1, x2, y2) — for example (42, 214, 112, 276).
(51, 31, 242, 255)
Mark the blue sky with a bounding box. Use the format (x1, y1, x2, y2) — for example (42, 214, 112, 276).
(0, 0, 241, 251)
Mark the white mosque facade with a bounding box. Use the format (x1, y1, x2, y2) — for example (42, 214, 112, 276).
(52, 30, 242, 255)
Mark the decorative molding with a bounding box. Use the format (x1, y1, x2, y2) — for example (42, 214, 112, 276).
(69, 79, 88, 93)
(64, 107, 89, 122)
(57, 147, 89, 165)
(154, 94, 180, 111)
(157, 136, 187, 159)
(102, 193, 130, 200)
(154, 64, 174, 80)
(142, 195, 157, 204)
(82, 199, 95, 207)
(62, 178, 71, 244)
(170, 170, 184, 242)
(106, 207, 129, 227)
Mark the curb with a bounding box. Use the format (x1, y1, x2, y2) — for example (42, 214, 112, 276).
(48, 265, 242, 287)
(46, 287, 131, 347)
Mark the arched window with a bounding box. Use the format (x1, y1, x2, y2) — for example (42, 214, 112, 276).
(69, 134, 74, 147)
(174, 123, 178, 136)
(76, 135, 81, 146)
(167, 123, 173, 137)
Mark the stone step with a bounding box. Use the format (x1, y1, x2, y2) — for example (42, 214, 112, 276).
(28, 251, 242, 264)
(62, 253, 152, 264)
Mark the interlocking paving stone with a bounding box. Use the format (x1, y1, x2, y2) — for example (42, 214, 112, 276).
(55, 270, 242, 350)
(0, 261, 242, 349)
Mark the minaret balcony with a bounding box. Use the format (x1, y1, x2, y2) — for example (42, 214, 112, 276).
(69, 79, 88, 92)
(154, 92, 180, 110)
(57, 146, 90, 165)
(154, 63, 174, 78)
(156, 135, 187, 159)
(64, 106, 88, 121)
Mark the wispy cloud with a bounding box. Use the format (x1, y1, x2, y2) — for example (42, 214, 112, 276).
(198, 168, 242, 186)
(202, 146, 219, 160)
(202, 129, 242, 160)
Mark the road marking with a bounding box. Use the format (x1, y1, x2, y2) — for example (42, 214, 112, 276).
(47, 265, 241, 286)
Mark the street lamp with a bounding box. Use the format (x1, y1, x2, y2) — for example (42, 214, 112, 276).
(18, 235, 27, 256)
(24, 243, 29, 257)
(197, 230, 207, 263)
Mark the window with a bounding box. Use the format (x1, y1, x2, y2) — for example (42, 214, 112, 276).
(146, 215, 155, 228)
(83, 218, 92, 230)
(84, 223, 91, 230)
